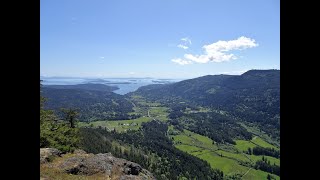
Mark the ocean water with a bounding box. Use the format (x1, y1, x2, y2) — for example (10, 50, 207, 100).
(40, 77, 181, 95)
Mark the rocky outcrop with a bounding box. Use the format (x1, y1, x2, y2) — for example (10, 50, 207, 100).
(40, 148, 62, 164)
(40, 148, 155, 180)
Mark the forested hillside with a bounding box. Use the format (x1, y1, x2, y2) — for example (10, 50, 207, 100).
(42, 84, 137, 122)
(79, 121, 224, 180)
(131, 70, 280, 139)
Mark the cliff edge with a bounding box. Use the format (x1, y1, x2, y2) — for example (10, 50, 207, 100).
(40, 148, 155, 180)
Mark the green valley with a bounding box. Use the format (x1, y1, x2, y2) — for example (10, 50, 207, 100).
(41, 70, 280, 180)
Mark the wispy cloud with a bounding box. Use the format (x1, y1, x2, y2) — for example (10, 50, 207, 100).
(99, 56, 105, 63)
(177, 44, 189, 49)
(172, 36, 258, 65)
(181, 37, 192, 44)
(171, 58, 193, 65)
(177, 37, 192, 50)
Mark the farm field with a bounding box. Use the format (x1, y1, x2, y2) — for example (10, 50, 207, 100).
(79, 96, 169, 132)
(79, 116, 152, 132)
(170, 129, 280, 180)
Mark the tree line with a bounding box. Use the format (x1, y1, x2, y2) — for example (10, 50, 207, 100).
(247, 147, 280, 158)
(254, 157, 280, 176)
(40, 81, 79, 153)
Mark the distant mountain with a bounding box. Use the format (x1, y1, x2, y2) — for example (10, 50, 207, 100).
(42, 84, 137, 122)
(131, 70, 280, 137)
(44, 83, 119, 92)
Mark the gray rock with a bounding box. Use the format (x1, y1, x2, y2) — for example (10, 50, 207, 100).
(120, 175, 141, 180)
(40, 148, 62, 164)
(73, 149, 87, 155)
(40, 148, 155, 179)
(59, 153, 138, 176)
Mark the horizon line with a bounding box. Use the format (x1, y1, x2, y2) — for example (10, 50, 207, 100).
(40, 69, 279, 79)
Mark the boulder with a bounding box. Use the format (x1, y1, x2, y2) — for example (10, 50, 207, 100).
(123, 162, 143, 175)
(40, 148, 62, 164)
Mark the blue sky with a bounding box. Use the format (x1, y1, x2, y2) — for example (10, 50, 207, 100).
(40, 0, 279, 78)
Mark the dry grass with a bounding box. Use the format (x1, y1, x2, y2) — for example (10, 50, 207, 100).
(110, 165, 123, 180)
(41, 165, 111, 180)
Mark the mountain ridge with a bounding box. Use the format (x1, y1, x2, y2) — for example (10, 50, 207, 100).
(131, 69, 280, 139)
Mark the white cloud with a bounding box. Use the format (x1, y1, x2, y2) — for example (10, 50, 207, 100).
(129, 72, 136, 75)
(173, 36, 258, 65)
(171, 58, 193, 65)
(100, 56, 105, 59)
(181, 37, 192, 44)
(177, 44, 189, 49)
(203, 36, 257, 52)
(177, 37, 192, 50)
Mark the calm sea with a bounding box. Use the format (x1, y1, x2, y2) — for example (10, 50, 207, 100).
(40, 77, 181, 95)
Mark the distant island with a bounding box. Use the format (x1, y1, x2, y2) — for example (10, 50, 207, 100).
(44, 83, 119, 92)
(151, 80, 172, 84)
(105, 82, 132, 84)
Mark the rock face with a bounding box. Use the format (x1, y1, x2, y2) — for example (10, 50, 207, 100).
(40, 148, 155, 180)
(40, 148, 62, 164)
